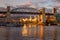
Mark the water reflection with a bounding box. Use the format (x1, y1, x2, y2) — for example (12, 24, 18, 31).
(0, 25, 60, 40)
(22, 24, 44, 39)
(21, 24, 60, 40)
(38, 25, 44, 40)
(28, 24, 32, 36)
(22, 24, 38, 37)
(22, 24, 28, 36)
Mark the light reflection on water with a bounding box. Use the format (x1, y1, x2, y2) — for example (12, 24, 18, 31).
(22, 24, 28, 36)
(22, 24, 38, 37)
(21, 24, 60, 40)
(22, 24, 44, 40)
(0, 24, 60, 40)
(38, 25, 44, 40)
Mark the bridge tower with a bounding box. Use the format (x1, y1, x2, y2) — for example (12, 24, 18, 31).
(6, 6, 11, 22)
(38, 8, 46, 24)
(50, 8, 56, 22)
(52, 8, 56, 14)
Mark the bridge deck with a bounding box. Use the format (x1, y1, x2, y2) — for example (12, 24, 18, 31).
(0, 11, 54, 15)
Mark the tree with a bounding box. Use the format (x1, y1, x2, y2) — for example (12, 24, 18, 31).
(55, 13, 60, 23)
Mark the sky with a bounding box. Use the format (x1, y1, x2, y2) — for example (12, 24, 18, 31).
(0, 0, 60, 8)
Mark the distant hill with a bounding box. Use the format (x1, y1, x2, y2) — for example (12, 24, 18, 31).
(55, 13, 60, 23)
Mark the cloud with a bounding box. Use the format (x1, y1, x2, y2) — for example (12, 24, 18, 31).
(0, 0, 60, 9)
(53, 0, 60, 2)
(20, 2, 32, 5)
(53, 4, 60, 8)
(52, 4, 60, 13)
(29, 5, 37, 8)
(16, 2, 32, 7)
(16, 2, 37, 9)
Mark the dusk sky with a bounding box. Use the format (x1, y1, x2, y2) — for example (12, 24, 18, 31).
(0, 0, 60, 8)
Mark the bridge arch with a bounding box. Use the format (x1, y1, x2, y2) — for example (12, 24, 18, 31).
(11, 7, 38, 12)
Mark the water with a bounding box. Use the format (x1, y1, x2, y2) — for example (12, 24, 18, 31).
(0, 24, 60, 40)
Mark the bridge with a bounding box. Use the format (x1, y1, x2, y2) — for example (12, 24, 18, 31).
(0, 6, 56, 25)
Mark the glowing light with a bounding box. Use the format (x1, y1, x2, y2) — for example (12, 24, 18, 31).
(0, 14, 3, 16)
(12, 19, 16, 22)
(38, 25, 44, 40)
(23, 19, 26, 22)
(29, 16, 32, 22)
(29, 24, 32, 28)
(49, 16, 55, 21)
(40, 15, 43, 22)
(22, 24, 28, 36)
(32, 16, 37, 22)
